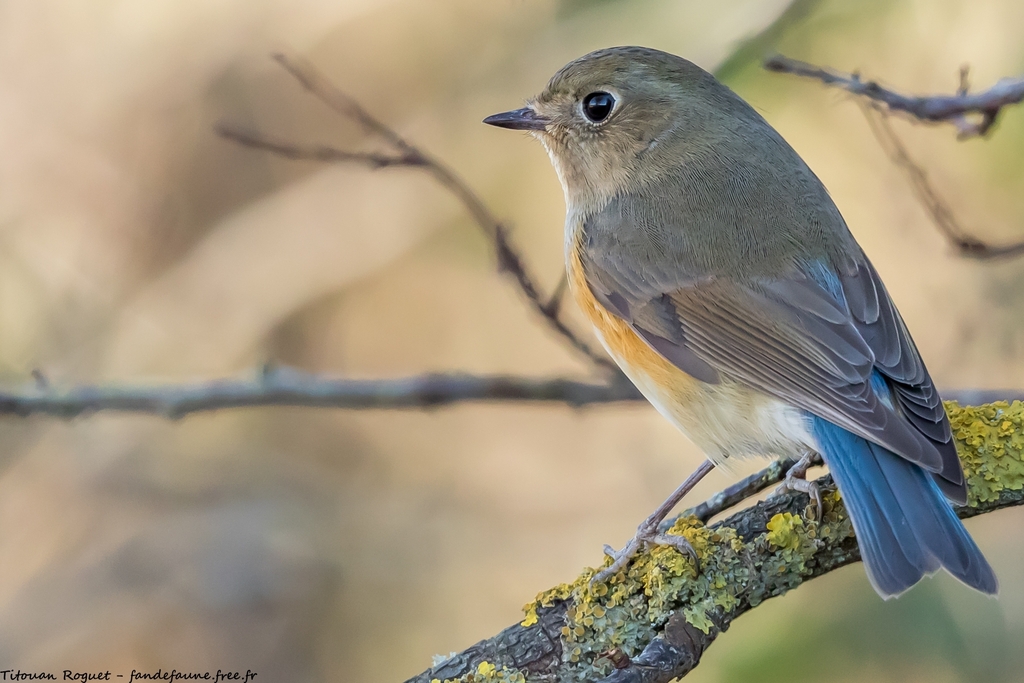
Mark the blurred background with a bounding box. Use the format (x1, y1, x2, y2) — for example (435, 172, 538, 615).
(1, 0, 1023, 681)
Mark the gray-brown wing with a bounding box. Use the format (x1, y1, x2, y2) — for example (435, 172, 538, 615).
(583, 237, 963, 497)
(837, 259, 962, 499)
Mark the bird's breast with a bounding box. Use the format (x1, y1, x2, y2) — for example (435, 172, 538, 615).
(566, 241, 816, 466)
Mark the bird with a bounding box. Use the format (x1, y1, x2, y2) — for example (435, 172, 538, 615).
(483, 46, 997, 598)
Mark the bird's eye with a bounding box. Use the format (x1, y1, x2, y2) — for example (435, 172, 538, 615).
(582, 92, 615, 123)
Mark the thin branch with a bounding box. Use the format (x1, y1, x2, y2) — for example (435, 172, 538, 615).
(542, 276, 569, 320)
(409, 401, 1024, 683)
(490, 224, 615, 369)
(680, 456, 798, 524)
(219, 53, 616, 372)
(0, 367, 1013, 418)
(945, 388, 1024, 405)
(764, 54, 1024, 138)
(861, 103, 1024, 259)
(215, 124, 423, 168)
(0, 367, 643, 419)
(765, 55, 1024, 259)
(272, 52, 411, 151)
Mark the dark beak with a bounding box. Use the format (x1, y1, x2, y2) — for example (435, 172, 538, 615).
(483, 107, 550, 131)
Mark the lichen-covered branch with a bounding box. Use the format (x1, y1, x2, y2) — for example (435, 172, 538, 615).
(409, 401, 1024, 683)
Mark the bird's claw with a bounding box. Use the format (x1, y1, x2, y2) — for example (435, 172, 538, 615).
(775, 453, 822, 521)
(651, 532, 699, 564)
(591, 525, 698, 586)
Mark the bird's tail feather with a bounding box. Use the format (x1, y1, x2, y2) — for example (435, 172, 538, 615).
(812, 417, 997, 598)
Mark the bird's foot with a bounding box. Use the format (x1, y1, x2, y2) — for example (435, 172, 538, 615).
(590, 518, 698, 585)
(775, 452, 822, 521)
(589, 460, 714, 586)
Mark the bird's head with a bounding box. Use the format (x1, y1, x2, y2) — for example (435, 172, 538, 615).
(485, 46, 749, 209)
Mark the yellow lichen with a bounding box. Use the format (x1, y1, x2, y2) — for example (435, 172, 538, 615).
(507, 402, 1019, 682)
(519, 506, 853, 681)
(946, 401, 1024, 506)
(765, 513, 804, 550)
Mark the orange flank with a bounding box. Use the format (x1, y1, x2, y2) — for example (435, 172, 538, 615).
(565, 239, 814, 465)
(566, 244, 702, 404)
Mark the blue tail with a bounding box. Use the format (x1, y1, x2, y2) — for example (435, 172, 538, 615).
(811, 416, 997, 598)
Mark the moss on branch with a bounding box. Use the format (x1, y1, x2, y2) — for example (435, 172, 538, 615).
(413, 401, 1024, 683)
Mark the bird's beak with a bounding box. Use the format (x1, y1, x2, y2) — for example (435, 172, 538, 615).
(483, 107, 550, 131)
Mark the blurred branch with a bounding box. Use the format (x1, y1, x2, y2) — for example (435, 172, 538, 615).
(0, 367, 643, 419)
(764, 54, 1024, 138)
(217, 53, 617, 372)
(410, 401, 1024, 683)
(860, 103, 1024, 259)
(945, 388, 1024, 405)
(215, 126, 424, 168)
(766, 54, 1024, 259)
(0, 367, 1014, 418)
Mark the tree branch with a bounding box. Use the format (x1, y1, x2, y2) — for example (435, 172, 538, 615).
(765, 54, 1024, 259)
(410, 401, 1024, 683)
(0, 367, 643, 419)
(680, 455, 801, 524)
(764, 54, 1024, 138)
(218, 53, 617, 372)
(215, 125, 424, 168)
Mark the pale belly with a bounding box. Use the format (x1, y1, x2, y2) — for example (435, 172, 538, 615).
(597, 327, 817, 468)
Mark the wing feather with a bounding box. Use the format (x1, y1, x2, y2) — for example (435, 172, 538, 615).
(581, 212, 963, 496)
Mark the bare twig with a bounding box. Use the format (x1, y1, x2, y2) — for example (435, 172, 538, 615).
(215, 125, 423, 168)
(958, 64, 971, 97)
(680, 456, 798, 524)
(0, 367, 643, 419)
(272, 53, 410, 151)
(765, 55, 1024, 259)
(764, 54, 1024, 138)
(542, 276, 569, 319)
(219, 53, 616, 372)
(860, 104, 1024, 259)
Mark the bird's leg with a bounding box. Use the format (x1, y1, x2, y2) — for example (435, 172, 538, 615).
(775, 451, 822, 520)
(591, 459, 715, 585)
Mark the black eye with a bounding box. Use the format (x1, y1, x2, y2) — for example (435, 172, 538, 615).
(582, 92, 615, 122)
